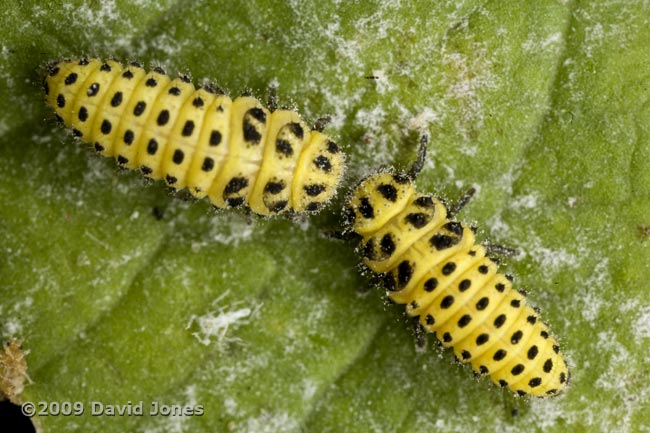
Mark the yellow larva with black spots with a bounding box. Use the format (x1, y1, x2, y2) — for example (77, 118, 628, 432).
(43, 58, 344, 215)
(345, 168, 569, 397)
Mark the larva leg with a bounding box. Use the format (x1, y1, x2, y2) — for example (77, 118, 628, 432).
(407, 132, 429, 179)
(313, 115, 332, 132)
(447, 187, 477, 218)
(267, 83, 278, 112)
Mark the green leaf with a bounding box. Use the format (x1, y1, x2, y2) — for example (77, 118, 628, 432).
(1, 1, 649, 432)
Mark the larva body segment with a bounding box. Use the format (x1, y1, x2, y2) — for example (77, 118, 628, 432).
(44, 58, 344, 216)
(346, 171, 569, 397)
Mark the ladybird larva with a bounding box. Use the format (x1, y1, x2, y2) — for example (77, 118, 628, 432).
(43, 58, 344, 216)
(344, 140, 569, 397)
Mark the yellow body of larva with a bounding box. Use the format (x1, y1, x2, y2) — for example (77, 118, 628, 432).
(44, 58, 344, 215)
(346, 172, 569, 397)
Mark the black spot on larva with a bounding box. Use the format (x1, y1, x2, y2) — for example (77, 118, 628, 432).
(55, 114, 63, 122)
(543, 359, 553, 373)
(146, 77, 157, 87)
(153, 66, 166, 74)
(511, 330, 523, 344)
(506, 274, 514, 282)
(265, 181, 285, 194)
(459, 279, 471, 292)
(94, 142, 104, 152)
(494, 314, 506, 328)
(192, 97, 204, 107)
(425, 314, 435, 325)
(476, 334, 489, 345)
(511, 299, 521, 308)
(110, 91, 123, 107)
(304, 184, 326, 196)
(476, 297, 489, 310)
(392, 173, 410, 184)
(461, 350, 471, 360)
(87, 82, 100, 97)
(362, 239, 376, 260)
(179, 74, 191, 83)
(430, 234, 455, 250)
(424, 278, 438, 292)
(141, 165, 152, 175)
(327, 141, 339, 153)
(166, 175, 177, 185)
(243, 121, 262, 144)
(100, 119, 112, 135)
(44, 81, 49, 95)
(442, 262, 456, 275)
(72, 129, 82, 137)
(314, 155, 332, 172)
(100, 63, 111, 71)
(248, 107, 266, 123)
(64, 72, 78, 85)
(444, 221, 463, 235)
(201, 157, 214, 172)
(130, 61, 142, 68)
(305, 202, 321, 212)
(499, 380, 508, 387)
(124, 130, 134, 145)
(216, 104, 224, 112)
(458, 315, 472, 328)
(527, 345, 539, 360)
(478, 265, 489, 274)
(288, 122, 303, 139)
(210, 130, 222, 146)
(276, 139, 293, 156)
(359, 197, 374, 219)
(405, 213, 430, 228)
(269, 201, 288, 212)
(169, 86, 181, 96)
(517, 390, 526, 397)
(117, 155, 128, 165)
(56, 94, 65, 108)
(414, 196, 434, 208)
(376, 184, 397, 202)
(410, 300, 419, 309)
(380, 234, 395, 256)
(157, 110, 170, 126)
(49, 66, 60, 76)
(479, 365, 489, 374)
(133, 101, 146, 116)
(172, 149, 184, 164)
(529, 377, 542, 388)
(511, 364, 525, 376)
(78, 58, 89, 65)
(493, 350, 507, 361)
(440, 295, 454, 309)
(397, 261, 413, 289)
(553, 344, 560, 354)
(541, 330, 549, 339)
(147, 139, 158, 155)
(78, 107, 88, 122)
(225, 177, 248, 194)
(122, 70, 134, 79)
(527, 315, 537, 324)
(518, 289, 528, 297)
(468, 250, 476, 256)
(182, 120, 195, 136)
(225, 197, 243, 207)
(559, 372, 567, 384)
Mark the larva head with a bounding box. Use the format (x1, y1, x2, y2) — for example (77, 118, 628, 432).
(291, 132, 344, 213)
(345, 171, 416, 236)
